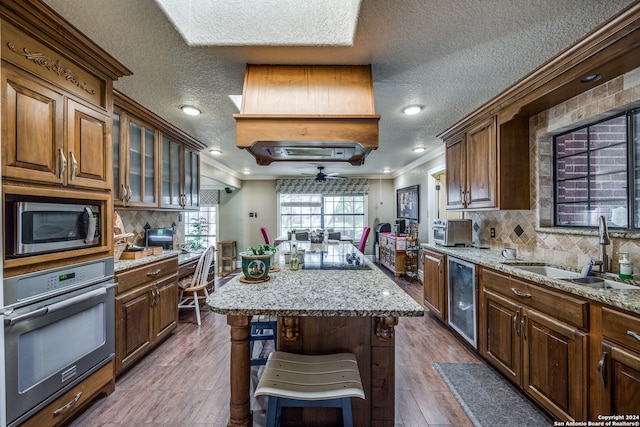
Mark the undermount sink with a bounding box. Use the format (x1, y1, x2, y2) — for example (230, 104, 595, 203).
(510, 265, 581, 279)
(509, 265, 639, 290)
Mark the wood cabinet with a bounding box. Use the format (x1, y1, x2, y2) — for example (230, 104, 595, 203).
(113, 109, 158, 207)
(443, 115, 529, 211)
(379, 233, 406, 276)
(159, 136, 200, 210)
(479, 268, 588, 421)
(21, 360, 115, 427)
(598, 307, 640, 416)
(114, 90, 205, 210)
(114, 256, 178, 375)
(422, 248, 446, 320)
(2, 63, 111, 191)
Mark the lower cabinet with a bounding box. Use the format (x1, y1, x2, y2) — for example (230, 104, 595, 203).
(115, 256, 178, 375)
(422, 248, 446, 320)
(598, 307, 640, 415)
(480, 268, 588, 421)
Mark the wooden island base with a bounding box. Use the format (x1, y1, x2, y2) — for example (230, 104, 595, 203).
(227, 314, 397, 427)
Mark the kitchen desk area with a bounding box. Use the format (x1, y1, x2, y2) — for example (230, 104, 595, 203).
(207, 241, 424, 426)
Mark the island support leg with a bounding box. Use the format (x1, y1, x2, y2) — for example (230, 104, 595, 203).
(227, 315, 252, 427)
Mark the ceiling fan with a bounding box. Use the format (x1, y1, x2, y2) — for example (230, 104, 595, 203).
(304, 166, 348, 183)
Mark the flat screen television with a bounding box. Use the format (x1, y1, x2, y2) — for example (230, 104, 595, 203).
(145, 227, 174, 249)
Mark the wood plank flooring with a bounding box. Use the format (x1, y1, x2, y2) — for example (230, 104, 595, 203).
(67, 265, 482, 427)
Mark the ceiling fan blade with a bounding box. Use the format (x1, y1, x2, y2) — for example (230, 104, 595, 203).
(326, 175, 348, 180)
(326, 172, 341, 176)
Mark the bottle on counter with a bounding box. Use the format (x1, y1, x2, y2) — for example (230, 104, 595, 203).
(290, 242, 299, 270)
(291, 229, 296, 242)
(619, 252, 633, 280)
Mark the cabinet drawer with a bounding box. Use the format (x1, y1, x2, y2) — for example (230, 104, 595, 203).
(21, 360, 114, 427)
(178, 259, 198, 278)
(482, 269, 588, 329)
(116, 256, 178, 294)
(602, 307, 640, 353)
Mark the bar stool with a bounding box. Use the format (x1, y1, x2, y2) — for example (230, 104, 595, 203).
(255, 351, 365, 427)
(250, 315, 278, 366)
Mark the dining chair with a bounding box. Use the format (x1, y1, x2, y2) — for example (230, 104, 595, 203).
(357, 226, 371, 253)
(260, 227, 272, 244)
(178, 245, 215, 326)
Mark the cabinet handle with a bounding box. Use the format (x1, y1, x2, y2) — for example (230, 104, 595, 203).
(126, 185, 132, 202)
(513, 310, 520, 336)
(155, 286, 161, 305)
(53, 392, 82, 416)
(147, 269, 161, 277)
(597, 351, 607, 388)
(464, 190, 471, 206)
(70, 151, 78, 179)
(119, 183, 127, 202)
(59, 148, 67, 179)
(511, 288, 532, 298)
(628, 330, 640, 342)
(149, 287, 157, 306)
(520, 313, 527, 340)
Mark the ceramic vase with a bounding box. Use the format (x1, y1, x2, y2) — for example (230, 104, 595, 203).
(240, 252, 271, 281)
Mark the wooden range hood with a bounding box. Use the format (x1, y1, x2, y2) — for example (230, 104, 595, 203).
(234, 65, 380, 166)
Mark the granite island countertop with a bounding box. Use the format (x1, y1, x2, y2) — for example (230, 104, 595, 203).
(207, 242, 425, 317)
(422, 243, 640, 315)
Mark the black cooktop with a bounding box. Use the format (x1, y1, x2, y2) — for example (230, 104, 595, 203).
(302, 250, 371, 270)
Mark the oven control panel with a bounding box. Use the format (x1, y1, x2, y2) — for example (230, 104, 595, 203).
(3, 256, 115, 307)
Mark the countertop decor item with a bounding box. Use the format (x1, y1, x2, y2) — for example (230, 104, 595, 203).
(241, 244, 274, 281)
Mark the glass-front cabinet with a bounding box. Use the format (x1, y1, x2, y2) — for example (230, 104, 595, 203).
(113, 109, 158, 208)
(159, 136, 200, 210)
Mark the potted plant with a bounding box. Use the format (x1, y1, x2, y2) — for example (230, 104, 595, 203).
(240, 244, 274, 281)
(188, 217, 208, 251)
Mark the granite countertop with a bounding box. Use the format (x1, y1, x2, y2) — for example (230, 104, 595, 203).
(207, 242, 425, 317)
(114, 249, 182, 273)
(422, 243, 640, 315)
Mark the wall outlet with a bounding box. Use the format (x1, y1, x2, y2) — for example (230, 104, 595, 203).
(490, 227, 496, 238)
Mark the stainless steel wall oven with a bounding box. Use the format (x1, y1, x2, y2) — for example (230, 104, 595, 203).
(3, 257, 115, 426)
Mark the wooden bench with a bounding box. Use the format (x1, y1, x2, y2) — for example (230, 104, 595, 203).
(255, 351, 365, 427)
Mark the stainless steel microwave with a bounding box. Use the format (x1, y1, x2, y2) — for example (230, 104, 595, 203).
(13, 201, 100, 256)
(433, 218, 472, 247)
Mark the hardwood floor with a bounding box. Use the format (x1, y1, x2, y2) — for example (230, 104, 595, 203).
(68, 265, 482, 427)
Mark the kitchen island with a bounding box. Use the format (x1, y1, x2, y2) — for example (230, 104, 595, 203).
(207, 241, 424, 427)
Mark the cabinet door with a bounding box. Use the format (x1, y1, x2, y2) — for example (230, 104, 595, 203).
(115, 285, 152, 374)
(465, 116, 496, 209)
(599, 342, 640, 415)
(481, 289, 521, 384)
(522, 308, 587, 421)
(66, 99, 111, 190)
(152, 275, 178, 342)
(126, 118, 158, 207)
(445, 134, 466, 210)
(423, 250, 446, 320)
(160, 136, 182, 208)
(182, 148, 199, 210)
(2, 65, 65, 185)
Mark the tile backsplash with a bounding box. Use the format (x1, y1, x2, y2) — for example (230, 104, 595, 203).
(467, 67, 640, 273)
(116, 210, 183, 248)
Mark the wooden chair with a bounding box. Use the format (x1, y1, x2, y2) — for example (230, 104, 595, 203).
(178, 246, 215, 326)
(250, 315, 277, 366)
(255, 351, 365, 427)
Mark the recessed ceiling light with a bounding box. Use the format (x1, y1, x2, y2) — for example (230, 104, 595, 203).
(209, 149, 222, 155)
(383, 168, 391, 174)
(180, 105, 202, 116)
(402, 105, 424, 115)
(580, 74, 603, 84)
(412, 146, 426, 153)
(243, 169, 251, 175)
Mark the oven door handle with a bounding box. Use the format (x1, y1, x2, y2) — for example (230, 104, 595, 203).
(4, 282, 116, 326)
(84, 206, 98, 244)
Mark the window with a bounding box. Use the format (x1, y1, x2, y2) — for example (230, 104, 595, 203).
(554, 109, 640, 229)
(184, 206, 217, 249)
(279, 194, 366, 241)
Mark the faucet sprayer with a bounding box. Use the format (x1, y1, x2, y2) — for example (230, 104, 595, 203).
(596, 215, 611, 273)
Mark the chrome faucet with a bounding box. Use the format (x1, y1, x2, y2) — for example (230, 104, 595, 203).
(594, 215, 611, 273)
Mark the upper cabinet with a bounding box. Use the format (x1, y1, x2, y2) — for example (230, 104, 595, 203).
(113, 109, 158, 208)
(114, 90, 205, 210)
(444, 115, 529, 211)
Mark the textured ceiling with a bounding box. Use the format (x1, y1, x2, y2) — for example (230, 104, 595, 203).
(44, 0, 637, 183)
